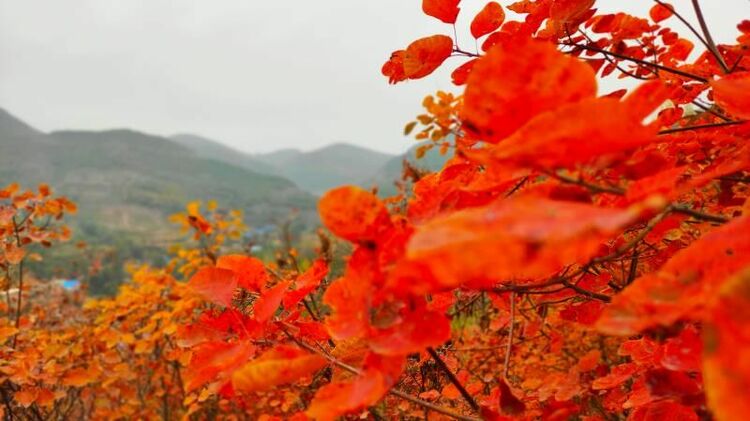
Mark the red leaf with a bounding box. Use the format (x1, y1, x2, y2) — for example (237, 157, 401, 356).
(422, 0, 461, 24)
(306, 353, 404, 421)
(628, 401, 698, 421)
(323, 249, 376, 340)
(403, 35, 454, 80)
(498, 379, 525, 415)
(471, 2, 505, 39)
(382, 50, 407, 84)
(703, 269, 750, 420)
(451, 59, 477, 86)
(231, 345, 326, 393)
(319, 186, 391, 243)
(481, 92, 663, 168)
(405, 196, 643, 290)
(712, 72, 750, 119)
(661, 325, 702, 372)
(559, 300, 605, 326)
(185, 341, 255, 392)
(283, 259, 329, 309)
(254, 281, 291, 322)
(369, 304, 451, 355)
(216, 254, 268, 291)
(649, 3, 674, 23)
(188, 267, 238, 307)
(463, 37, 597, 143)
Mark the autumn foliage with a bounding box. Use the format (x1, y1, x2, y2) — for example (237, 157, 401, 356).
(3, 0, 750, 420)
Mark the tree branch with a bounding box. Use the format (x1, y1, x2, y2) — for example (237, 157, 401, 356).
(560, 41, 709, 82)
(427, 347, 480, 411)
(690, 0, 730, 73)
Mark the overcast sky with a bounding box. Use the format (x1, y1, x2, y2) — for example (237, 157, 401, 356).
(1, 1, 747, 154)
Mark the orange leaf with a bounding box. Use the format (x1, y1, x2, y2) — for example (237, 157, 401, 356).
(369, 304, 451, 355)
(703, 269, 750, 421)
(188, 267, 238, 307)
(231, 345, 326, 393)
(283, 259, 328, 309)
(216, 254, 268, 291)
(712, 72, 750, 119)
(0, 326, 18, 343)
(254, 281, 290, 322)
(403, 35, 454, 80)
(422, 0, 461, 24)
(463, 37, 597, 143)
(404, 196, 643, 290)
(471, 2, 505, 39)
(649, 2, 674, 23)
(5, 245, 25, 265)
(14, 388, 36, 408)
(306, 353, 404, 421)
(482, 96, 660, 168)
(597, 216, 750, 335)
(323, 248, 376, 340)
(62, 366, 99, 387)
(185, 340, 256, 392)
(318, 186, 391, 243)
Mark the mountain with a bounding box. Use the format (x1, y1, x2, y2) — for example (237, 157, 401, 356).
(0, 108, 317, 294)
(257, 143, 395, 194)
(172, 134, 396, 195)
(170, 133, 280, 176)
(369, 142, 451, 197)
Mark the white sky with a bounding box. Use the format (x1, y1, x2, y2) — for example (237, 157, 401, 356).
(1, 1, 747, 154)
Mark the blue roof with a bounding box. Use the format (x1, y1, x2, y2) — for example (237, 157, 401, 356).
(61, 280, 80, 290)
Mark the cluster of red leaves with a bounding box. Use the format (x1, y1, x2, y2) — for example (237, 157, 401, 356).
(177, 1, 750, 412)
(371, 0, 750, 419)
(3, 1, 750, 420)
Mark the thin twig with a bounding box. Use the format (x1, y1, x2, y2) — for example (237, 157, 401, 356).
(658, 120, 746, 135)
(671, 204, 730, 223)
(503, 292, 516, 379)
(561, 279, 612, 302)
(690, 0, 730, 73)
(427, 347, 480, 411)
(550, 172, 625, 195)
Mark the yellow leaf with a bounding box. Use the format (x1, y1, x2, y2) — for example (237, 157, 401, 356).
(0, 326, 18, 343)
(232, 345, 326, 393)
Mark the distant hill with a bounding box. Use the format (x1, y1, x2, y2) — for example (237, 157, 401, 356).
(170, 133, 280, 176)
(0, 108, 317, 293)
(173, 134, 396, 195)
(257, 143, 395, 194)
(369, 142, 451, 197)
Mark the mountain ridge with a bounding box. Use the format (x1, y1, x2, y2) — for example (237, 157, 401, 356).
(0, 107, 317, 294)
(172, 134, 397, 195)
